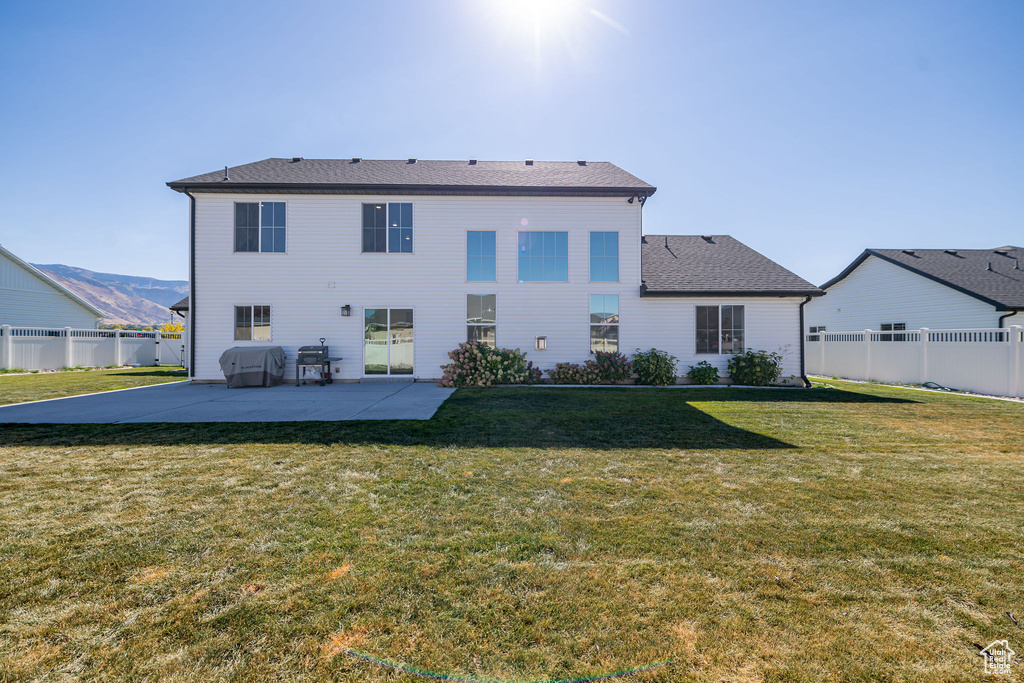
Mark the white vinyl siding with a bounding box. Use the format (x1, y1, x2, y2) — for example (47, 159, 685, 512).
(0, 252, 100, 328)
(806, 255, 1000, 332)
(190, 193, 807, 382)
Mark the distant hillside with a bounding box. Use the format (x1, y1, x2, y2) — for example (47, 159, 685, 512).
(33, 264, 188, 327)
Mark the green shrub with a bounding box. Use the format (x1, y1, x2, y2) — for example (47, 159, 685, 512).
(592, 351, 633, 383)
(547, 362, 601, 385)
(439, 342, 542, 387)
(686, 360, 720, 385)
(632, 348, 678, 386)
(727, 349, 783, 386)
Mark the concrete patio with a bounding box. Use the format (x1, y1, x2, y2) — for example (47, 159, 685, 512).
(0, 381, 456, 423)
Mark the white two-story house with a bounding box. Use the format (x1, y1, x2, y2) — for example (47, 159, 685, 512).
(168, 158, 821, 384)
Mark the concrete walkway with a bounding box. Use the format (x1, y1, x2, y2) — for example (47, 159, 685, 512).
(0, 381, 455, 423)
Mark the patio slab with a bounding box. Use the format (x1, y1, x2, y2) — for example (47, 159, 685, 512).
(0, 381, 455, 424)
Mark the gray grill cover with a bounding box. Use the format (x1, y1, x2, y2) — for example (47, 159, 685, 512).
(218, 346, 286, 387)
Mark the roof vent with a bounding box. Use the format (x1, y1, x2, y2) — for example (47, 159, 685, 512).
(577, 160, 587, 166)
(995, 249, 1009, 256)
(525, 159, 534, 166)
(944, 249, 957, 256)
(468, 158, 477, 165)
(902, 249, 916, 257)
(1015, 259, 1020, 270)
(407, 158, 417, 164)
(291, 157, 303, 163)
(701, 235, 714, 244)
(222, 166, 229, 181)
(351, 157, 361, 163)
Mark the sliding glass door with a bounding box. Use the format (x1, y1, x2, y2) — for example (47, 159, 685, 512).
(364, 308, 413, 375)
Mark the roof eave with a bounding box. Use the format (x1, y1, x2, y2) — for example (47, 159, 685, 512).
(166, 182, 656, 197)
(640, 288, 823, 298)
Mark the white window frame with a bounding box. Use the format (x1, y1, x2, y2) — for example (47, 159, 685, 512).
(361, 201, 415, 254)
(233, 304, 272, 341)
(589, 294, 619, 354)
(233, 201, 287, 254)
(695, 304, 745, 355)
(466, 293, 497, 347)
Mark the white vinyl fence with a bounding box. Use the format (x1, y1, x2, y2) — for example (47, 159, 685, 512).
(807, 326, 1024, 398)
(0, 325, 184, 371)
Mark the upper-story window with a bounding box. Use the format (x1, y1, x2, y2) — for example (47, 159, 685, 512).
(363, 202, 413, 253)
(518, 231, 568, 282)
(590, 232, 619, 281)
(696, 305, 744, 354)
(235, 202, 286, 253)
(467, 231, 496, 281)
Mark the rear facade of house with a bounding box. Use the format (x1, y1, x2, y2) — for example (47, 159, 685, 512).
(169, 158, 820, 384)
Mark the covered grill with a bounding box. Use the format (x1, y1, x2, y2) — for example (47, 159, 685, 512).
(218, 346, 286, 387)
(296, 338, 343, 386)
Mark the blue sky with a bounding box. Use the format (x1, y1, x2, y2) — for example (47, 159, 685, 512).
(0, 0, 1020, 283)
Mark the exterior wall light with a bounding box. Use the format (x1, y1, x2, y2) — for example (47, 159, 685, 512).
(341, 305, 352, 317)
(535, 336, 547, 351)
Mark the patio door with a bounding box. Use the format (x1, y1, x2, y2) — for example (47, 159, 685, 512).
(364, 308, 414, 375)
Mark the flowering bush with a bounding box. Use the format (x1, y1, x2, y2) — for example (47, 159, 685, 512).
(547, 362, 602, 384)
(632, 348, 678, 386)
(438, 342, 542, 387)
(592, 351, 633, 383)
(727, 349, 783, 386)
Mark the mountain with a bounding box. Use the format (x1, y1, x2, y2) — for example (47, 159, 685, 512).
(32, 264, 188, 327)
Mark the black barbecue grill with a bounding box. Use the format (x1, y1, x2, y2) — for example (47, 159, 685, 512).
(296, 338, 343, 386)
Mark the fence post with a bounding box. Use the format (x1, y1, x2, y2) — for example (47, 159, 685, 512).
(154, 331, 161, 366)
(64, 327, 73, 368)
(863, 329, 872, 381)
(819, 333, 826, 375)
(1011, 326, 1022, 398)
(114, 329, 122, 366)
(919, 328, 929, 385)
(0, 325, 10, 370)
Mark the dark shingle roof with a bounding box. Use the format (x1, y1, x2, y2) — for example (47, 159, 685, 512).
(824, 247, 1024, 310)
(641, 235, 822, 297)
(170, 296, 189, 312)
(167, 158, 655, 197)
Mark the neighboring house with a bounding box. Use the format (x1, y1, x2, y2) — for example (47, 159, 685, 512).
(167, 158, 821, 384)
(0, 244, 104, 328)
(807, 247, 1024, 334)
(170, 296, 190, 370)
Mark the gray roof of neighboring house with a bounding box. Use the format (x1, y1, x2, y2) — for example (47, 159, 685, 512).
(640, 235, 822, 297)
(823, 246, 1024, 310)
(170, 296, 189, 312)
(167, 158, 656, 197)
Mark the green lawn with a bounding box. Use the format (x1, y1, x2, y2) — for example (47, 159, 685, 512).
(0, 366, 186, 406)
(0, 382, 1022, 681)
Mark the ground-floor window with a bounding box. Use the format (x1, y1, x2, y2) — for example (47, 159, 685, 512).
(234, 305, 270, 341)
(590, 294, 619, 353)
(696, 305, 744, 354)
(879, 322, 907, 342)
(808, 325, 826, 341)
(467, 294, 496, 347)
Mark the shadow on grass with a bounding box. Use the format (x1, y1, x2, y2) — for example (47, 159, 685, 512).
(0, 387, 912, 450)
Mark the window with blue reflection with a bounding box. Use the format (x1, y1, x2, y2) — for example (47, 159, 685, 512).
(259, 202, 286, 253)
(590, 232, 618, 281)
(517, 231, 568, 282)
(467, 231, 496, 281)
